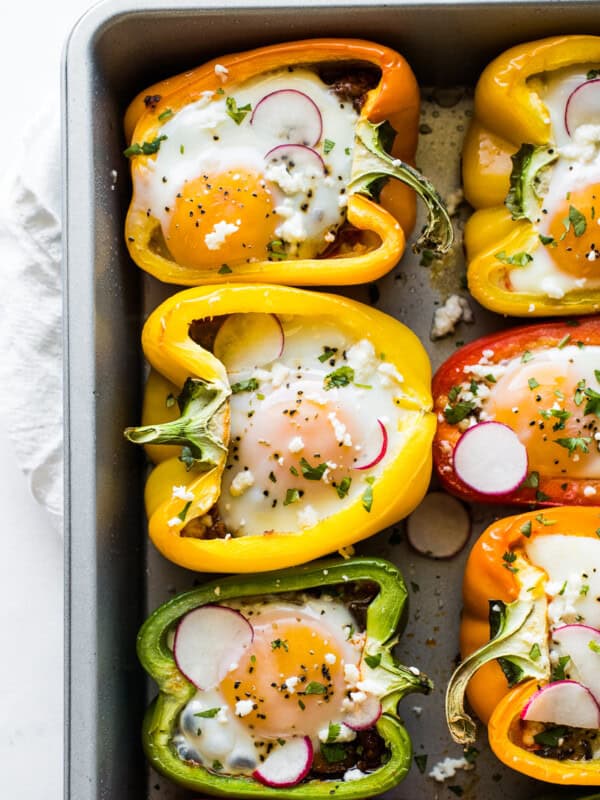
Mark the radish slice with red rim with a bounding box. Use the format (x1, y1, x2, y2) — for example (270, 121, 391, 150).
(353, 419, 388, 471)
(344, 694, 382, 731)
(213, 313, 284, 372)
(552, 624, 600, 703)
(265, 144, 325, 177)
(407, 491, 471, 559)
(520, 680, 600, 729)
(251, 90, 323, 146)
(453, 421, 528, 496)
(173, 605, 253, 690)
(253, 736, 313, 787)
(564, 79, 600, 137)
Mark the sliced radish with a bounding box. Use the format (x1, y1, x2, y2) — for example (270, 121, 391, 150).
(265, 143, 325, 176)
(344, 694, 382, 731)
(520, 680, 600, 729)
(453, 421, 528, 496)
(407, 491, 471, 559)
(251, 90, 322, 146)
(353, 420, 388, 471)
(173, 605, 253, 690)
(552, 624, 600, 703)
(253, 736, 313, 787)
(565, 79, 600, 136)
(212, 313, 284, 372)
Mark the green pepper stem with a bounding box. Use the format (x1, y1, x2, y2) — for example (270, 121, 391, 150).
(124, 376, 230, 471)
(446, 578, 549, 745)
(349, 118, 454, 257)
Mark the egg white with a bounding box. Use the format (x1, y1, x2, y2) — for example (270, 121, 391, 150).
(174, 596, 365, 776)
(216, 314, 407, 536)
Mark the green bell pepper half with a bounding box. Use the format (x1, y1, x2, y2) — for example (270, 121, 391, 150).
(137, 556, 432, 798)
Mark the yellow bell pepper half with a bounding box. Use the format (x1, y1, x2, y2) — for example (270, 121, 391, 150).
(125, 284, 435, 573)
(463, 35, 600, 316)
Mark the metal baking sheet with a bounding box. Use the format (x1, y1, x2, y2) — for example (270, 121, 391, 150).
(63, 2, 600, 799)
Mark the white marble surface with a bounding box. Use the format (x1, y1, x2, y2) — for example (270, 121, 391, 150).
(0, 0, 93, 797)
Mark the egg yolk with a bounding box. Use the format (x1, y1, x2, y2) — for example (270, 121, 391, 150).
(547, 184, 600, 278)
(220, 610, 350, 739)
(165, 169, 277, 269)
(484, 360, 599, 478)
(235, 383, 361, 491)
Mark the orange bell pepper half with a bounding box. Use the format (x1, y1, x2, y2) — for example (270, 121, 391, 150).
(446, 507, 600, 785)
(123, 39, 452, 286)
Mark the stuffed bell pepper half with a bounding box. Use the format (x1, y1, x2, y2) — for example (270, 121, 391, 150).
(446, 507, 600, 785)
(123, 38, 452, 285)
(124, 284, 435, 572)
(433, 317, 600, 506)
(138, 557, 431, 797)
(463, 35, 600, 315)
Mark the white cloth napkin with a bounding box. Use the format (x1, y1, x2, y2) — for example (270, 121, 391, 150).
(0, 106, 63, 533)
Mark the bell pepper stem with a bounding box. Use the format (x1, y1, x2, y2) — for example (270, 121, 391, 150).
(349, 118, 454, 257)
(378, 657, 433, 714)
(505, 143, 558, 221)
(124, 376, 230, 471)
(446, 559, 550, 744)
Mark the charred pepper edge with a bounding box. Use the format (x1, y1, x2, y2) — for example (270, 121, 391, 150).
(137, 557, 432, 798)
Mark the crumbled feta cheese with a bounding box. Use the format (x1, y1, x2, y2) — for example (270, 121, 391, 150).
(428, 756, 473, 782)
(265, 161, 320, 195)
(547, 573, 585, 625)
(229, 470, 255, 497)
(343, 768, 368, 782)
(167, 517, 182, 527)
(560, 123, 600, 162)
(288, 436, 304, 453)
(324, 231, 336, 242)
(270, 362, 291, 387)
(324, 653, 337, 665)
(344, 663, 360, 686)
(235, 700, 254, 717)
(430, 294, 474, 340)
(584, 485, 597, 497)
(349, 690, 367, 705)
(216, 707, 229, 724)
(297, 505, 318, 529)
(528, 303, 536, 313)
(204, 220, 239, 250)
(214, 63, 229, 80)
(345, 339, 378, 381)
(412, 706, 423, 716)
(327, 412, 352, 446)
(284, 676, 299, 693)
(172, 485, 194, 501)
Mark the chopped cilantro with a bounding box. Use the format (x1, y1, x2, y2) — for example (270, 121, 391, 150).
(318, 346, 338, 363)
(443, 401, 476, 424)
(326, 722, 341, 742)
(225, 96, 252, 124)
(304, 681, 327, 695)
(520, 520, 532, 538)
(539, 233, 555, 246)
(271, 638, 289, 651)
(528, 377, 540, 390)
(320, 742, 348, 763)
(534, 726, 568, 747)
(300, 458, 328, 481)
(568, 204, 587, 237)
(323, 139, 335, 154)
(218, 264, 233, 274)
(231, 377, 259, 394)
(557, 333, 571, 349)
(495, 250, 533, 266)
(283, 488, 300, 506)
(324, 366, 354, 390)
(335, 476, 352, 499)
(529, 642, 541, 661)
(194, 707, 221, 718)
(521, 350, 534, 363)
(584, 386, 600, 417)
(123, 135, 167, 158)
(589, 639, 600, 654)
(157, 108, 173, 121)
(414, 754, 428, 774)
(554, 436, 591, 455)
(267, 239, 287, 261)
(551, 655, 570, 681)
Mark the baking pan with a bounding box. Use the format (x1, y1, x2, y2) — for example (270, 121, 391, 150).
(63, 1, 600, 798)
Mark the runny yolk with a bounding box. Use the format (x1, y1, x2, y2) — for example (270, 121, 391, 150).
(219, 612, 349, 739)
(547, 184, 600, 278)
(165, 169, 277, 269)
(484, 360, 599, 478)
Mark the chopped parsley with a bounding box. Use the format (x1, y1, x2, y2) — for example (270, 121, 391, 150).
(520, 520, 532, 538)
(521, 471, 540, 489)
(320, 742, 348, 763)
(304, 681, 327, 695)
(157, 108, 173, 121)
(568, 204, 587, 237)
(551, 655, 570, 681)
(218, 264, 233, 274)
(528, 377, 540, 390)
(521, 350, 534, 363)
(323, 139, 335, 154)
(225, 96, 252, 125)
(529, 642, 541, 661)
(589, 639, 600, 654)
(271, 638, 289, 651)
(326, 722, 341, 742)
(267, 239, 287, 261)
(502, 550, 518, 573)
(362, 477, 375, 512)
(414, 754, 428, 774)
(534, 726, 568, 747)
(584, 386, 600, 417)
(539, 233, 556, 246)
